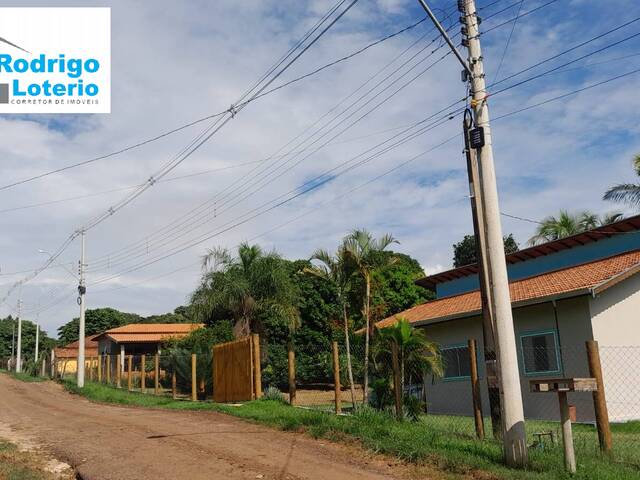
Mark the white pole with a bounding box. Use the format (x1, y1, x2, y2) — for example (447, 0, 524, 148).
(16, 300, 22, 373)
(77, 230, 87, 388)
(461, 0, 527, 466)
(34, 318, 39, 363)
(120, 344, 125, 374)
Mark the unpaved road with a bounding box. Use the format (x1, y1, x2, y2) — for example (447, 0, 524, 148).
(0, 375, 443, 480)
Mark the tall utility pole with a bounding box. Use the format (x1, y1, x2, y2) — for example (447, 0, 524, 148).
(34, 315, 39, 364)
(10, 315, 15, 370)
(15, 299, 22, 373)
(77, 230, 87, 388)
(460, 0, 528, 466)
(418, 0, 528, 467)
(463, 112, 502, 439)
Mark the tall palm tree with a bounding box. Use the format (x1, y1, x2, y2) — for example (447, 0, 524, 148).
(373, 317, 442, 400)
(604, 154, 640, 207)
(306, 247, 357, 408)
(343, 229, 398, 405)
(528, 210, 624, 246)
(192, 242, 299, 338)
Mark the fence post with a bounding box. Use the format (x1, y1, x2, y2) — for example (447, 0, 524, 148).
(191, 353, 197, 401)
(559, 391, 577, 474)
(41, 357, 46, 378)
(468, 339, 485, 440)
(50, 350, 55, 378)
(116, 354, 122, 389)
(391, 342, 402, 420)
(211, 349, 215, 402)
(252, 334, 262, 399)
(288, 341, 296, 406)
(154, 353, 160, 395)
(586, 340, 612, 455)
(106, 355, 112, 385)
(97, 354, 102, 382)
(172, 359, 177, 400)
(141, 355, 146, 393)
(127, 355, 133, 392)
(332, 341, 342, 414)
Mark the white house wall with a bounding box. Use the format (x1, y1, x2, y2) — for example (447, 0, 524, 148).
(589, 273, 640, 422)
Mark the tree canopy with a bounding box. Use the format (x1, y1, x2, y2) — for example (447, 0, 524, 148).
(452, 234, 519, 268)
(0, 316, 54, 361)
(528, 210, 623, 246)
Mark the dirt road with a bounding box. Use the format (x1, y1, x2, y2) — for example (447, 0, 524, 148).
(0, 375, 427, 480)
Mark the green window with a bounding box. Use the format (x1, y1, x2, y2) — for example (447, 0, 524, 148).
(520, 330, 561, 375)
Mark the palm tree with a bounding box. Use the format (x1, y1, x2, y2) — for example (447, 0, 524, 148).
(528, 210, 624, 246)
(373, 318, 443, 417)
(604, 154, 640, 207)
(192, 242, 299, 338)
(343, 229, 398, 405)
(306, 247, 357, 408)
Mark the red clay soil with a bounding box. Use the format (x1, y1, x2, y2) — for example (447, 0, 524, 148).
(0, 375, 458, 480)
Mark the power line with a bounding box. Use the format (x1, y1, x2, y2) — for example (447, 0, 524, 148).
(0, 0, 431, 194)
(86, 21, 459, 271)
(491, 0, 525, 84)
(0, 0, 361, 306)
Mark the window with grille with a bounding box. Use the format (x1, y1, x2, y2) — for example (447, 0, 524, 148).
(520, 330, 561, 375)
(442, 344, 471, 379)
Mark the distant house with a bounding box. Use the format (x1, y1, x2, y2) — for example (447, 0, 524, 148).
(53, 334, 99, 375)
(377, 215, 640, 422)
(93, 323, 203, 358)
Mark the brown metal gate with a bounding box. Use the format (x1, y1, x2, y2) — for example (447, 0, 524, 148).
(213, 336, 260, 402)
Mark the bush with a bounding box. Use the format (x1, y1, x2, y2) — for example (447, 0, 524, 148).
(402, 394, 425, 421)
(261, 386, 286, 403)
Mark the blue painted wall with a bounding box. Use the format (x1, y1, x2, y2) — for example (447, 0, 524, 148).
(436, 232, 640, 298)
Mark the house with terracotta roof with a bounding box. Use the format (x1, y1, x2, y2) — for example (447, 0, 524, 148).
(54, 334, 100, 376)
(93, 323, 203, 358)
(378, 215, 640, 422)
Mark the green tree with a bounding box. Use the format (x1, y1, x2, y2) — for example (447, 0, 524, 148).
(604, 154, 640, 207)
(192, 243, 299, 338)
(343, 229, 398, 405)
(57, 307, 141, 344)
(371, 252, 432, 318)
(373, 317, 442, 417)
(0, 316, 54, 363)
(528, 210, 624, 246)
(307, 246, 358, 407)
(453, 234, 519, 267)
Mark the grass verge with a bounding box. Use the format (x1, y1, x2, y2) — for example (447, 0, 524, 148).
(0, 440, 72, 480)
(61, 380, 640, 480)
(0, 370, 47, 383)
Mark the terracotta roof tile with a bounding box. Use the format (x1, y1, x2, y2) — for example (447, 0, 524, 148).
(377, 250, 640, 329)
(96, 323, 204, 344)
(54, 335, 100, 358)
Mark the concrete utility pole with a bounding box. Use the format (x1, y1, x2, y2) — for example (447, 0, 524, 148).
(460, 0, 528, 466)
(15, 299, 22, 373)
(463, 112, 503, 439)
(77, 230, 87, 388)
(417, 0, 528, 467)
(34, 314, 39, 363)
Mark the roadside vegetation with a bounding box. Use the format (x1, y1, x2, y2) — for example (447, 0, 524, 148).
(61, 379, 640, 480)
(0, 439, 73, 480)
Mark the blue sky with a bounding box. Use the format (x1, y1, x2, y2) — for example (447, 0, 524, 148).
(1, 0, 639, 338)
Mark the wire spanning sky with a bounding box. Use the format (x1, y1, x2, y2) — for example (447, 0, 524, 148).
(1, 0, 639, 338)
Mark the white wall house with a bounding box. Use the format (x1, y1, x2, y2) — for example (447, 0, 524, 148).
(378, 215, 640, 423)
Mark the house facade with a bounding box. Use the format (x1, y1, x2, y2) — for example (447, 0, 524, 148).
(377, 216, 640, 423)
(53, 334, 99, 376)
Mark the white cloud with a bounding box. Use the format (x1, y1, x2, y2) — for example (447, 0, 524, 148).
(2, 0, 639, 338)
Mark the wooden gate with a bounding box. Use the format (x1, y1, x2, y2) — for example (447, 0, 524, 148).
(213, 335, 261, 402)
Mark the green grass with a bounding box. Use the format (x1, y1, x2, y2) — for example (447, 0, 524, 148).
(0, 441, 51, 480)
(0, 370, 47, 383)
(61, 380, 640, 480)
